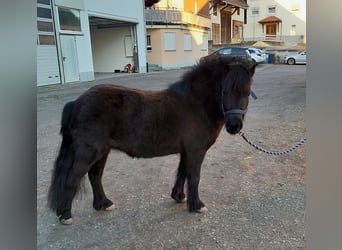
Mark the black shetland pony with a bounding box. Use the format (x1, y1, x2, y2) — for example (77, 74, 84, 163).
(48, 56, 256, 225)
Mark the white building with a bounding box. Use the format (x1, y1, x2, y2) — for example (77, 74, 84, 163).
(37, 0, 148, 86)
(243, 0, 306, 44)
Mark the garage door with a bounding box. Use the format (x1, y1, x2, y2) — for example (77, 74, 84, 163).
(37, 1, 61, 86)
(37, 45, 61, 86)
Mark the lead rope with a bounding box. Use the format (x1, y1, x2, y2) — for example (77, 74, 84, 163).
(238, 131, 307, 155)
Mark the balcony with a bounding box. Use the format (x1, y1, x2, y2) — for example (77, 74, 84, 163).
(145, 9, 211, 28)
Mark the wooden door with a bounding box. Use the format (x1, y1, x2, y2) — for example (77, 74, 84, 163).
(266, 23, 277, 40)
(220, 10, 231, 44)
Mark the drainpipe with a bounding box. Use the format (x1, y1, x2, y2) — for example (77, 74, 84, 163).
(50, 0, 65, 84)
(130, 25, 138, 72)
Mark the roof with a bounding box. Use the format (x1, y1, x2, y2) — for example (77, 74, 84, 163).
(258, 16, 282, 23)
(217, 0, 249, 9)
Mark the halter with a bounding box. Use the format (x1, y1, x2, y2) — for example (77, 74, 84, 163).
(222, 108, 247, 123)
(220, 61, 257, 122)
(221, 90, 257, 123)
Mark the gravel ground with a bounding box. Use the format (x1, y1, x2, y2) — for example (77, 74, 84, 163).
(37, 64, 306, 249)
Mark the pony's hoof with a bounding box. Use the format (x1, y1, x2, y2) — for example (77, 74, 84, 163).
(199, 206, 208, 213)
(59, 217, 73, 225)
(105, 203, 116, 211)
(181, 197, 187, 203)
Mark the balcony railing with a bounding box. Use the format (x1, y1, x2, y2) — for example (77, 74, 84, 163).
(145, 9, 211, 28)
(244, 35, 306, 45)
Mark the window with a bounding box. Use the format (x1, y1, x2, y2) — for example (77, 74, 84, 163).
(124, 36, 133, 57)
(201, 34, 208, 51)
(58, 7, 81, 32)
(37, 20, 55, 45)
(251, 7, 259, 16)
(146, 35, 152, 51)
(290, 24, 296, 35)
(232, 48, 245, 55)
(183, 34, 192, 51)
(38, 35, 56, 45)
(37, 21, 54, 32)
(37, 0, 51, 5)
(267, 6, 276, 15)
(233, 21, 243, 40)
(291, 3, 300, 11)
(217, 48, 232, 55)
(37, 7, 52, 19)
(164, 32, 176, 51)
(212, 23, 220, 44)
(37, 2, 55, 45)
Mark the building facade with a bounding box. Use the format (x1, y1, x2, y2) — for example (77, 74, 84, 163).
(209, 0, 249, 44)
(37, 0, 148, 86)
(243, 0, 306, 44)
(145, 0, 211, 70)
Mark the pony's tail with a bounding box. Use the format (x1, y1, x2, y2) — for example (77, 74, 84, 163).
(48, 101, 75, 213)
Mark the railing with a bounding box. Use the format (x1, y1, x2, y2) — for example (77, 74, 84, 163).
(243, 35, 306, 45)
(145, 9, 211, 28)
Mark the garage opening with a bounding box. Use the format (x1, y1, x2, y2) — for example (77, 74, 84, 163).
(89, 16, 139, 80)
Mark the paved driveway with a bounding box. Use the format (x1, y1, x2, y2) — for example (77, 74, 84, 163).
(37, 64, 306, 249)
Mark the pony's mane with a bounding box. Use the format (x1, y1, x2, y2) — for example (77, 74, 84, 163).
(169, 56, 253, 97)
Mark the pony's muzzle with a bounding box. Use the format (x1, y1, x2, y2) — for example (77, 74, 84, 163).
(223, 108, 246, 134)
(225, 116, 243, 135)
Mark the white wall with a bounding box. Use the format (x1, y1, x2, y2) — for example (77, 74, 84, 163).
(76, 10, 95, 81)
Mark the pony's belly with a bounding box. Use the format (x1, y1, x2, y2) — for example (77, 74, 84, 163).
(121, 146, 180, 158)
(109, 138, 181, 158)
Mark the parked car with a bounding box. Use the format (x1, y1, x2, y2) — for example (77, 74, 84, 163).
(200, 47, 252, 63)
(284, 51, 306, 65)
(248, 47, 266, 64)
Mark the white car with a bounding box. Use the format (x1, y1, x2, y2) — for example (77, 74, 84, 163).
(284, 51, 306, 65)
(248, 48, 266, 64)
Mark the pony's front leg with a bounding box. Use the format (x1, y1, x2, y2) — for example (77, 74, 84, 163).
(185, 150, 208, 213)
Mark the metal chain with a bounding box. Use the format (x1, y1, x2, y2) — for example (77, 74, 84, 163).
(238, 131, 307, 155)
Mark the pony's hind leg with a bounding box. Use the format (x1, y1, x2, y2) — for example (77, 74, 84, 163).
(57, 144, 98, 225)
(88, 149, 115, 211)
(171, 153, 187, 203)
